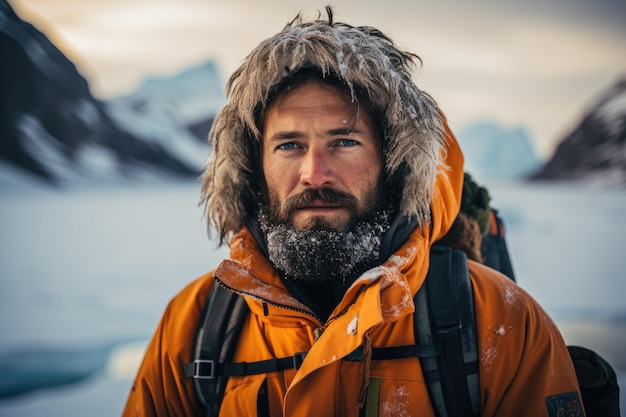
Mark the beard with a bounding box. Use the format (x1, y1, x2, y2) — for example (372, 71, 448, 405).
(258, 186, 392, 284)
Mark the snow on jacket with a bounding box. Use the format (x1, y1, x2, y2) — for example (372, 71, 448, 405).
(122, 132, 582, 417)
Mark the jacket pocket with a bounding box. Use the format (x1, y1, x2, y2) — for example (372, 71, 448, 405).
(220, 377, 268, 417)
(365, 378, 433, 417)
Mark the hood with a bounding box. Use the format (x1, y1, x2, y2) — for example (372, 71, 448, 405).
(201, 8, 447, 244)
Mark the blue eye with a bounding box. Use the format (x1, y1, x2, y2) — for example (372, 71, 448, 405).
(277, 142, 298, 150)
(337, 139, 359, 147)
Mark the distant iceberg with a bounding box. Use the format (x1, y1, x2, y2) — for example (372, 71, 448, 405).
(456, 121, 543, 180)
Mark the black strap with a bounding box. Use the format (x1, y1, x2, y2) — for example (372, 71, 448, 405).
(423, 245, 480, 417)
(185, 352, 308, 379)
(191, 283, 249, 417)
(347, 343, 443, 361)
(186, 343, 443, 379)
(481, 209, 516, 282)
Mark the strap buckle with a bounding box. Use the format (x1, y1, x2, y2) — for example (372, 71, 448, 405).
(292, 352, 307, 370)
(192, 359, 216, 379)
(434, 314, 462, 334)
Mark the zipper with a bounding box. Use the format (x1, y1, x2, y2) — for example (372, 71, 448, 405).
(214, 276, 373, 340)
(298, 283, 371, 340)
(214, 275, 323, 323)
(321, 284, 369, 329)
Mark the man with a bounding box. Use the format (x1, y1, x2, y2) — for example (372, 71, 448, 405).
(123, 9, 583, 417)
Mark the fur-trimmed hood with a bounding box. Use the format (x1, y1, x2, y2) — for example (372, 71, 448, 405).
(200, 8, 446, 244)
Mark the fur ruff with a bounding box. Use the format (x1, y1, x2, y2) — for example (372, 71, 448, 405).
(200, 9, 446, 243)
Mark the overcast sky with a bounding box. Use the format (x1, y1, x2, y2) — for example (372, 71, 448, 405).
(8, 0, 626, 156)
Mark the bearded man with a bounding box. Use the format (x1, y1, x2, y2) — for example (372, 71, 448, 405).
(123, 9, 583, 417)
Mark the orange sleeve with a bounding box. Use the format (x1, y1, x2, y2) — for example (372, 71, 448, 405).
(122, 275, 213, 417)
(470, 262, 585, 417)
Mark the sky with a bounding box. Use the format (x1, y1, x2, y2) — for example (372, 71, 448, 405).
(7, 0, 626, 157)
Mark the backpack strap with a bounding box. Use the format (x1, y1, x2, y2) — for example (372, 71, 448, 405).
(415, 245, 480, 417)
(481, 208, 516, 282)
(186, 282, 249, 417)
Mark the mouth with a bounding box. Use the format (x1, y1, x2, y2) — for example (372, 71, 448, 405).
(281, 190, 358, 223)
(296, 200, 343, 213)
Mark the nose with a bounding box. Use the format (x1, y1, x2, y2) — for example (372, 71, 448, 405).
(300, 148, 336, 188)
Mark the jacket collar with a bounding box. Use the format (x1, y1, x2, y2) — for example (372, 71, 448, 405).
(214, 223, 430, 324)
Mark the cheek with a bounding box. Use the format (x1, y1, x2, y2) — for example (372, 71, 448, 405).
(348, 160, 383, 208)
(263, 159, 296, 202)
(349, 159, 381, 187)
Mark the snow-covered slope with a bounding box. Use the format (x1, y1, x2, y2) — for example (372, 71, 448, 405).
(104, 61, 225, 169)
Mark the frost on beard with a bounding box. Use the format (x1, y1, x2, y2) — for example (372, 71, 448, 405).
(260, 210, 390, 283)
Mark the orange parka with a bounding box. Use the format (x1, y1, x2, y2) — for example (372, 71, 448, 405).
(123, 133, 583, 416)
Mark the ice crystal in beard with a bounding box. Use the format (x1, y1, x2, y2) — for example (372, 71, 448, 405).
(259, 209, 391, 283)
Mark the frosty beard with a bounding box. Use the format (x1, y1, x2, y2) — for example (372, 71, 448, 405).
(258, 187, 391, 284)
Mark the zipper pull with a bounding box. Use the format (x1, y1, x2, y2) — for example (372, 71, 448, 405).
(314, 328, 324, 341)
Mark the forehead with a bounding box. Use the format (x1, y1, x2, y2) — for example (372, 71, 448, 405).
(271, 79, 351, 111)
(264, 79, 376, 132)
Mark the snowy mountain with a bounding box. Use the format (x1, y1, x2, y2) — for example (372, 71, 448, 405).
(0, 0, 203, 188)
(531, 77, 626, 186)
(104, 61, 225, 170)
(455, 121, 543, 180)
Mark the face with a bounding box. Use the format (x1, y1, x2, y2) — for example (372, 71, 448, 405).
(262, 80, 383, 230)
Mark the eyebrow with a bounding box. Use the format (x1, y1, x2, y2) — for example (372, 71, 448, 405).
(328, 127, 364, 136)
(269, 127, 365, 141)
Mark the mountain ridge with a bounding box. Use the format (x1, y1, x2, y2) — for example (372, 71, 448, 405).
(531, 76, 626, 186)
(0, 0, 200, 187)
